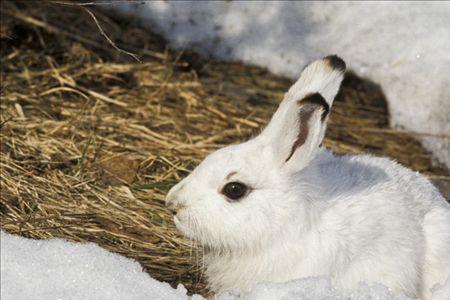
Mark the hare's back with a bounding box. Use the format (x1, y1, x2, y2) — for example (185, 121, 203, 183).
(315, 149, 446, 211)
(314, 150, 450, 297)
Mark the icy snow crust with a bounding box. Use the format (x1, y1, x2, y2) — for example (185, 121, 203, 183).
(0, 232, 199, 300)
(0, 232, 425, 300)
(218, 280, 415, 300)
(116, 1, 450, 169)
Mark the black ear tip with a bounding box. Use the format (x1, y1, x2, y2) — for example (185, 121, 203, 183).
(323, 55, 346, 72)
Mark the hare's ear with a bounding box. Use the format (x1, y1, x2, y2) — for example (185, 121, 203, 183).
(261, 55, 345, 174)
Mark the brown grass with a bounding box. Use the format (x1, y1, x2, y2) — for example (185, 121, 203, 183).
(1, 0, 449, 296)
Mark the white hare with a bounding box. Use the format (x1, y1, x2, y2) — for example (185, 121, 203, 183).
(166, 56, 450, 299)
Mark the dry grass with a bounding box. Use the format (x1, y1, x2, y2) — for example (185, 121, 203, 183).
(1, 0, 449, 296)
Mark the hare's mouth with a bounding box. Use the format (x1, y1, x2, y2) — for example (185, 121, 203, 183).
(173, 213, 198, 241)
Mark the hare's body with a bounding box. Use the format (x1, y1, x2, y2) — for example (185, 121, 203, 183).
(166, 56, 450, 299)
(204, 150, 450, 299)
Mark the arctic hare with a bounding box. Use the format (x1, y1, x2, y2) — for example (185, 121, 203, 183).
(166, 56, 450, 299)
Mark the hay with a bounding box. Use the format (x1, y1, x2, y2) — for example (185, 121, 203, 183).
(1, 0, 448, 296)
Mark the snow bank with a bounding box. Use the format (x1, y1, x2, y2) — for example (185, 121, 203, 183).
(2, 232, 448, 299)
(431, 277, 450, 300)
(0, 231, 200, 300)
(114, 1, 450, 169)
(217, 278, 414, 300)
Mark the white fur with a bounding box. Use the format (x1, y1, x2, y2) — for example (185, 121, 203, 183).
(165, 56, 450, 299)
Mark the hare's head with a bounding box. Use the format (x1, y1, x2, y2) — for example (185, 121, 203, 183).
(166, 56, 345, 251)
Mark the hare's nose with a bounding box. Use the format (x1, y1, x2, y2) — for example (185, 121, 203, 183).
(166, 183, 187, 215)
(165, 189, 185, 215)
(166, 200, 184, 216)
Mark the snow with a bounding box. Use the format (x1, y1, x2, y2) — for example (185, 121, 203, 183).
(3, 231, 449, 300)
(113, 1, 450, 169)
(0, 232, 201, 300)
(431, 277, 450, 300)
(217, 278, 414, 300)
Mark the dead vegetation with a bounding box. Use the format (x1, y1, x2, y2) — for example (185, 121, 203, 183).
(1, 0, 449, 296)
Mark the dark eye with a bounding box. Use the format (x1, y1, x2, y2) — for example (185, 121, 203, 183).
(221, 182, 248, 201)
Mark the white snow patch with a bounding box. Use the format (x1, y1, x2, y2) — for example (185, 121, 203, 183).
(430, 277, 450, 300)
(2, 232, 448, 299)
(217, 278, 415, 300)
(0, 231, 201, 300)
(113, 1, 450, 169)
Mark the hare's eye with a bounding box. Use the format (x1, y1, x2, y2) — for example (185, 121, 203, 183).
(221, 182, 248, 201)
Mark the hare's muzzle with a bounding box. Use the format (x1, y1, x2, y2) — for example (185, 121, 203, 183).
(165, 185, 186, 216)
(166, 200, 184, 216)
